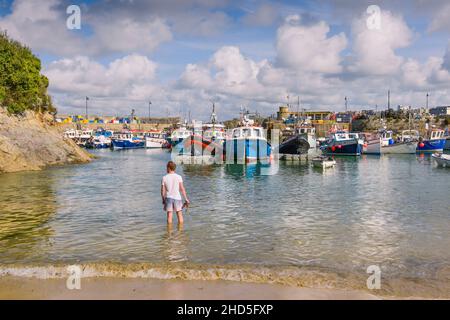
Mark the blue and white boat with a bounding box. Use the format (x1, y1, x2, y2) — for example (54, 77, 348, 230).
(226, 126, 271, 163)
(321, 131, 363, 156)
(167, 127, 192, 147)
(111, 132, 145, 150)
(86, 129, 113, 149)
(416, 129, 446, 153)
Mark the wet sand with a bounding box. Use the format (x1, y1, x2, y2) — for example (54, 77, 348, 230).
(0, 277, 381, 300)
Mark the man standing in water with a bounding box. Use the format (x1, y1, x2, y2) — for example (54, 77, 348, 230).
(161, 161, 189, 225)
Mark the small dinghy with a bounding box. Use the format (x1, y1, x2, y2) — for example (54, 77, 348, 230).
(432, 153, 450, 168)
(312, 156, 336, 169)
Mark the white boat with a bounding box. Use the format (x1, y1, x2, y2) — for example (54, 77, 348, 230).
(63, 129, 93, 147)
(168, 127, 191, 147)
(432, 153, 450, 167)
(364, 130, 416, 154)
(382, 141, 417, 154)
(228, 126, 271, 162)
(144, 131, 169, 148)
(312, 156, 336, 169)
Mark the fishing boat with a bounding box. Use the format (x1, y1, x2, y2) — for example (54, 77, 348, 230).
(202, 104, 226, 147)
(86, 129, 113, 149)
(312, 156, 336, 169)
(167, 126, 191, 147)
(277, 134, 310, 155)
(277, 120, 316, 155)
(296, 121, 317, 150)
(432, 153, 450, 167)
(227, 126, 271, 163)
(111, 132, 145, 150)
(364, 130, 416, 154)
(416, 129, 446, 153)
(321, 131, 363, 156)
(144, 131, 169, 148)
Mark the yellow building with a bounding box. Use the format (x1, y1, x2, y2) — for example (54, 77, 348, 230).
(276, 106, 333, 122)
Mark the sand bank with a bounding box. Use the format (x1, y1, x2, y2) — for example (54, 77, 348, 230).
(0, 276, 381, 300)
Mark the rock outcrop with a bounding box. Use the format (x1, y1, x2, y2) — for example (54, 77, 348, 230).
(0, 108, 92, 173)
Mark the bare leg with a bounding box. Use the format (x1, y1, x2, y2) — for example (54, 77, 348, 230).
(167, 211, 173, 224)
(176, 211, 184, 225)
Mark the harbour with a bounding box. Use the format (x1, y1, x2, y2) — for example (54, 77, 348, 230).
(1, 147, 449, 298)
(1, 1, 450, 303)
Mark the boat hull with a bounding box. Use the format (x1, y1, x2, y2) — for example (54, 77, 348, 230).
(382, 141, 417, 154)
(312, 157, 336, 169)
(322, 141, 362, 156)
(145, 137, 168, 148)
(278, 135, 310, 155)
(364, 139, 381, 155)
(416, 139, 446, 153)
(226, 138, 271, 162)
(444, 138, 450, 151)
(111, 139, 145, 150)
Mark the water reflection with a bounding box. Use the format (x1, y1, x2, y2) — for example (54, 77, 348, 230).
(162, 223, 189, 262)
(0, 171, 56, 262)
(0, 149, 448, 287)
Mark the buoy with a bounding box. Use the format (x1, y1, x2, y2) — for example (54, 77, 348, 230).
(331, 146, 336, 152)
(337, 145, 342, 149)
(419, 142, 425, 148)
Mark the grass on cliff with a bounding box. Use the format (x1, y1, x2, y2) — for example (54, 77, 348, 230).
(0, 31, 55, 115)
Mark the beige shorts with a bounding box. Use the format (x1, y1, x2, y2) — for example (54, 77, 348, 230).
(164, 198, 183, 212)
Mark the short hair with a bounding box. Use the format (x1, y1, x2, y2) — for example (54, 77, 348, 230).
(167, 161, 176, 171)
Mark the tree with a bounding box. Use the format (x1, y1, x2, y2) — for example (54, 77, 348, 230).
(0, 31, 55, 114)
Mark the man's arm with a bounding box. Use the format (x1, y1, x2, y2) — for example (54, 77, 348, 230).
(180, 182, 189, 203)
(161, 184, 166, 204)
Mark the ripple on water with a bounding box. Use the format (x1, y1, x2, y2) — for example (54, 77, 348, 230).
(0, 150, 449, 297)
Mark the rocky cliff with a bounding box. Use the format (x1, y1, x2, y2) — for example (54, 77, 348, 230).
(0, 108, 92, 173)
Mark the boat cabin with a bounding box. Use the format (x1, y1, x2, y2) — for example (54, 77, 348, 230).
(232, 127, 266, 140)
(171, 128, 191, 140)
(333, 131, 360, 141)
(203, 129, 226, 140)
(401, 130, 419, 142)
(430, 129, 445, 140)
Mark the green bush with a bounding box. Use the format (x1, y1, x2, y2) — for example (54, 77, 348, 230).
(0, 31, 55, 114)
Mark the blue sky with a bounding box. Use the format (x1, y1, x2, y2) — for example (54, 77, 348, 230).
(1, 0, 450, 119)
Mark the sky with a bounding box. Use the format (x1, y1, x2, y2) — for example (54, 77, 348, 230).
(1, 0, 450, 121)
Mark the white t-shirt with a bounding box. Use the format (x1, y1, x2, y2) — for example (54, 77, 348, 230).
(162, 173, 183, 200)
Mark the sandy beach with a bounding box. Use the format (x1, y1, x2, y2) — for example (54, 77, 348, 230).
(0, 277, 381, 300)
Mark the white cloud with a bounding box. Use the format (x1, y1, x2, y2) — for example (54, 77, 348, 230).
(242, 3, 279, 27)
(44, 54, 161, 112)
(0, 0, 172, 57)
(91, 17, 172, 54)
(349, 10, 413, 76)
(428, 3, 450, 33)
(275, 15, 347, 74)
